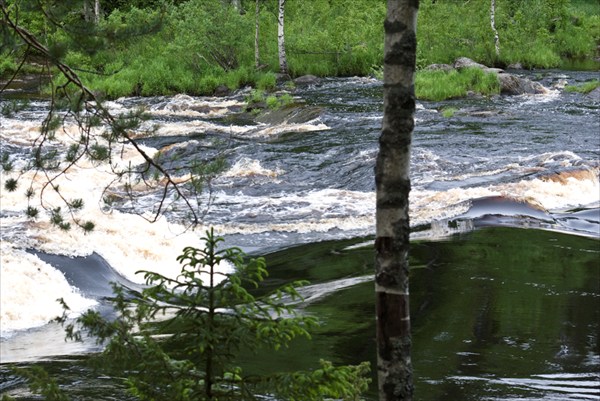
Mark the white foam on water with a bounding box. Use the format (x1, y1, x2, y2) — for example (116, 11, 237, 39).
(247, 120, 330, 139)
(220, 157, 284, 179)
(0, 120, 234, 335)
(147, 94, 245, 118)
(0, 244, 97, 336)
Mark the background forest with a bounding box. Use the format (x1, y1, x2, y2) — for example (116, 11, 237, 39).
(1, 0, 599, 98)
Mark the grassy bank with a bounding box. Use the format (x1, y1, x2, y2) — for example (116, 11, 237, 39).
(1, 0, 598, 98)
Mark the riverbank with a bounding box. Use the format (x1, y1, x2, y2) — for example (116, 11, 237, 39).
(1, 0, 598, 100)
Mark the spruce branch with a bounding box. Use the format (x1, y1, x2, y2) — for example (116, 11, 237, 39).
(1, 4, 202, 227)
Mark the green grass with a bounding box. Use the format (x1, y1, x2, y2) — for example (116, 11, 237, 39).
(564, 79, 600, 94)
(416, 68, 500, 101)
(441, 107, 458, 118)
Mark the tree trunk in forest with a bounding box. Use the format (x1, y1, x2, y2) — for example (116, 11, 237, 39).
(375, 0, 418, 400)
(277, 0, 288, 74)
(83, 0, 100, 24)
(94, 0, 100, 24)
(255, 0, 260, 69)
(490, 0, 500, 59)
(231, 0, 243, 14)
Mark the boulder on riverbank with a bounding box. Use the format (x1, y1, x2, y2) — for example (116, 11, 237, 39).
(293, 75, 319, 86)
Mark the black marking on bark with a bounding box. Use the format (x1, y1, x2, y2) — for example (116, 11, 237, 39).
(384, 31, 417, 66)
(384, 19, 407, 34)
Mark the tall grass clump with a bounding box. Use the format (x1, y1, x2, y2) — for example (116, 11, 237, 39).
(416, 68, 500, 101)
(564, 79, 600, 94)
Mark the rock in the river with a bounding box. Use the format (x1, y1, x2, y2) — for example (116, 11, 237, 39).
(213, 85, 231, 97)
(498, 73, 548, 95)
(424, 56, 549, 97)
(294, 75, 319, 86)
(587, 86, 600, 101)
(256, 104, 323, 125)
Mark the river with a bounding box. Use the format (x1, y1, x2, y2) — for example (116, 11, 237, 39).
(1, 70, 599, 400)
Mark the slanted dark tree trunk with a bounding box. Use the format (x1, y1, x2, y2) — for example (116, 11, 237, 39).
(375, 0, 418, 400)
(277, 0, 288, 74)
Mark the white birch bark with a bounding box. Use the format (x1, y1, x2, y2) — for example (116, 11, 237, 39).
(277, 0, 288, 74)
(491, 0, 500, 58)
(375, 0, 418, 400)
(255, 0, 260, 69)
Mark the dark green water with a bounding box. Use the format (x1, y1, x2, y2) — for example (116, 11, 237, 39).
(3, 226, 597, 400)
(255, 226, 600, 400)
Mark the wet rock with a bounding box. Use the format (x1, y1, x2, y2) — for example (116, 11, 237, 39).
(213, 85, 232, 97)
(498, 73, 548, 95)
(507, 62, 524, 70)
(587, 86, 600, 101)
(294, 75, 319, 86)
(256, 104, 323, 125)
(275, 73, 292, 84)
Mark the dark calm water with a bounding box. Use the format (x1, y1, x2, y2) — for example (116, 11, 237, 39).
(1, 70, 599, 400)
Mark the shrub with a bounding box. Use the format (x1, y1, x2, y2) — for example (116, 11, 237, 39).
(54, 229, 370, 401)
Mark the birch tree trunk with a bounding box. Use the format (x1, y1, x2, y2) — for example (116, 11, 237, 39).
(490, 0, 500, 59)
(83, 0, 100, 24)
(231, 0, 243, 14)
(277, 0, 288, 74)
(255, 0, 260, 69)
(375, 0, 418, 400)
(94, 0, 100, 24)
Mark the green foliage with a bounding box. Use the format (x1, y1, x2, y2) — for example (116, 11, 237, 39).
(1, 152, 13, 171)
(5, 0, 595, 98)
(441, 107, 458, 118)
(416, 68, 500, 101)
(56, 230, 370, 400)
(417, 0, 597, 69)
(9, 366, 69, 401)
(0, 54, 18, 76)
(4, 178, 18, 192)
(564, 79, 600, 93)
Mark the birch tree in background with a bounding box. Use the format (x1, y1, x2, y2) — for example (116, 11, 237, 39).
(231, 0, 243, 14)
(277, 0, 288, 74)
(490, 0, 501, 59)
(375, 0, 418, 400)
(83, 0, 101, 24)
(255, 0, 260, 68)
